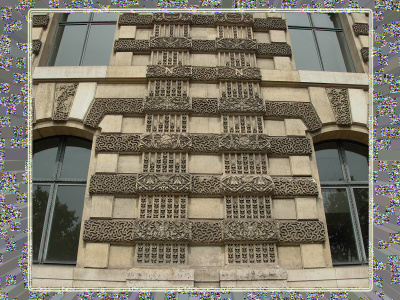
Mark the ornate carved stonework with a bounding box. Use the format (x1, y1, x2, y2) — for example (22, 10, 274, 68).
(225, 195, 271, 219)
(89, 174, 137, 195)
(253, 18, 287, 31)
(52, 83, 78, 121)
(135, 219, 190, 241)
(192, 39, 216, 52)
(95, 134, 141, 152)
(147, 65, 192, 79)
(326, 88, 352, 126)
(217, 66, 261, 81)
(144, 96, 190, 112)
(139, 195, 187, 218)
(216, 38, 257, 52)
(191, 221, 223, 243)
(150, 37, 192, 50)
(118, 13, 153, 26)
(136, 243, 186, 264)
(83, 98, 143, 128)
(223, 220, 278, 241)
(32, 15, 50, 28)
(272, 178, 318, 196)
(114, 39, 150, 52)
(191, 67, 218, 81)
(219, 134, 269, 151)
(278, 221, 326, 242)
(227, 243, 276, 264)
(192, 14, 215, 26)
(153, 13, 192, 23)
(190, 134, 220, 153)
(264, 101, 322, 132)
(136, 173, 191, 193)
(219, 96, 265, 113)
(32, 40, 42, 55)
(361, 47, 369, 63)
(191, 98, 219, 115)
(83, 220, 135, 242)
(269, 137, 312, 155)
(140, 133, 191, 151)
(353, 23, 369, 36)
(215, 13, 253, 26)
(221, 175, 274, 195)
(191, 175, 221, 195)
(257, 43, 292, 57)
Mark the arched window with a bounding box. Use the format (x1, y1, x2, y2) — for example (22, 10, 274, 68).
(315, 140, 369, 265)
(33, 136, 92, 264)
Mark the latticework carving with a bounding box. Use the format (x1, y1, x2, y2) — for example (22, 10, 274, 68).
(215, 13, 253, 26)
(273, 178, 318, 196)
(269, 137, 312, 155)
(225, 195, 271, 219)
(53, 83, 78, 121)
(33, 15, 50, 28)
(264, 101, 322, 132)
(227, 243, 276, 264)
(191, 221, 223, 243)
(192, 39, 216, 52)
(257, 43, 292, 57)
(278, 221, 326, 242)
(216, 38, 257, 51)
(192, 14, 215, 26)
(114, 39, 150, 52)
(84, 98, 143, 128)
(83, 220, 135, 242)
(190, 134, 220, 153)
(139, 195, 187, 218)
(191, 67, 218, 81)
(95, 134, 140, 152)
(221, 175, 274, 195)
(191, 175, 221, 195)
(223, 220, 278, 241)
(219, 134, 269, 151)
(220, 96, 265, 113)
(222, 115, 263, 133)
(217, 66, 261, 80)
(146, 65, 192, 79)
(144, 96, 190, 112)
(326, 88, 352, 126)
(150, 37, 192, 49)
(89, 174, 137, 195)
(361, 47, 369, 63)
(253, 18, 287, 31)
(136, 243, 186, 264)
(153, 13, 192, 23)
(140, 133, 191, 151)
(137, 173, 191, 193)
(32, 39, 42, 55)
(146, 114, 187, 132)
(224, 153, 267, 174)
(143, 152, 187, 173)
(191, 98, 218, 115)
(353, 23, 369, 36)
(118, 13, 153, 26)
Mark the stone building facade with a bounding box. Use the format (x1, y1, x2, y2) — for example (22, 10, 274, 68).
(31, 11, 370, 288)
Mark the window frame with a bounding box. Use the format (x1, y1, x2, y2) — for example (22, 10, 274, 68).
(33, 136, 91, 264)
(315, 140, 369, 265)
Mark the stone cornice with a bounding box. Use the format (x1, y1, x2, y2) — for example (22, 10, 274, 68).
(82, 219, 325, 244)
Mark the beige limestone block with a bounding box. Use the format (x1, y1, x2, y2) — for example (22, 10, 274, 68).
(135, 28, 152, 39)
(119, 25, 137, 39)
(84, 243, 110, 268)
(127, 280, 194, 288)
(95, 153, 118, 173)
(33, 66, 107, 80)
(253, 13, 266, 18)
(74, 267, 127, 282)
(189, 154, 222, 174)
(132, 54, 150, 66)
(191, 54, 217, 66)
(95, 84, 146, 98)
(34, 83, 55, 121)
(121, 116, 145, 133)
(69, 82, 97, 121)
(113, 197, 137, 219)
(220, 268, 287, 280)
(190, 83, 219, 98)
(299, 70, 368, 86)
(268, 157, 291, 176)
(33, 279, 74, 288)
(285, 119, 306, 136)
(257, 58, 274, 69)
(290, 156, 312, 176)
(195, 282, 219, 288)
(267, 12, 284, 19)
(108, 245, 134, 268)
(106, 66, 146, 79)
(91, 195, 113, 219)
(288, 280, 338, 288)
(189, 246, 224, 266)
(194, 269, 220, 282)
(73, 280, 127, 288)
(287, 267, 336, 282)
(309, 87, 336, 124)
(295, 198, 318, 220)
(301, 244, 325, 268)
(277, 246, 302, 269)
(118, 154, 141, 173)
(260, 69, 300, 83)
(32, 27, 43, 40)
(273, 56, 292, 70)
(114, 52, 133, 66)
(264, 119, 286, 136)
(189, 116, 220, 133)
(335, 265, 369, 279)
(337, 278, 369, 288)
(191, 27, 216, 39)
(32, 265, 74, 279)
(99, 115, 123, 133)
(253, 32, 270, 43)
(127, 268, 194, 281)
(270, 30, 286, 43)
(262, 87, 310, 102)
(274, 199, 296, 219)
(348, 88, 368, 125)
(359, 35, 369, 48)
(188, 198, 223, 219)
(232, 280, 287, 288)
(352, 12, 368, 24)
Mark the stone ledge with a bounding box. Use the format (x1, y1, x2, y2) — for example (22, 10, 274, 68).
(127, 268, 194, 281)
(220, 267, 287, 280)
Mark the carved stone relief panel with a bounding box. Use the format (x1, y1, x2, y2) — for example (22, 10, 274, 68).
(147, 65, 192, 79)
(95, 134, 141, 152)
(222, 115, 263, 133)
(32, 40, 42, 55)
(136, 243, 187, 264)
(353, 23, 369, 36)
(220, 52, 257, 68)
(278, 221, 325, 242)
(142, 152, 187, 173)
(144, 96, 191, 113)
(219, 96, 265, 113)
(224, 153, 267, 174)
(191, 221, 223, 243)
(191, 67, 218, 81)
(140, 133, 191, 151)
(146, 114, 188, 133)
(32, 15, 50, 28)
(135, 219, 191, 241)
(153, 13, 192, 23)
(216, 38, 258, 51)
(89, 174, 137, 195)
(191, 98, 219, 115)
(326, 88, 352, 126)
(191, 175, 221, 195)
(221, 175, 274, 195)
(83, 220, 135, 242)
(257, 43, 292, 57)
(139, 195, 187, 218)
(219, 134, 269, 151)
(272, 178, 318, 196)
(136, 173, 191, 193)
(52, 83, 78, 121)
(191, 39, 216, 52)
(191, 14, 215, 26)
(227, 243, 276, 264)
(269, 137, 312, 155)
(114, 39, 151, 52)
(190, 134, 220, 153)
(118, 13, 153, 26)
(361, 47, 369, 63)
(217, 66, 261, 80)
(150, 37, 192, 50)
(223, 220, 278, 241)
(152, 50, 188, 66)
(215, 13, 253, 26)
(253, 18, 287, 31)
(225, 195, 271, 219)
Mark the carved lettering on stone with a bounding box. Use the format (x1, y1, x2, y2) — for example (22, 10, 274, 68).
(140, 133, 191, 150)
(221, 175, 274, 195)
(53, 83, 78, 121)
(278, 221, 326, 242)
(269, 137, 312, 155)
(223, 220, 278, 241)
(216, 38, 258, 51)
(32, 15, 50, 28)
(32, 40, 42, 55)
(150, 37, 192, 49)
(95, 134, 141, 152)
(217, 66, 261, 81)
(114, 39, 151, 52)
(137, 173, 191, 193)
(191, 175, 221, 195)
(146, 65, 192, 79)
(326, 88, 352, 126)
(353, 23, 369, 36)
(257, 43, 292, 57)
(219, 134, 269, 151)
(219, 96, 265, 113)
(89, 174, 137, 195)
(118, 13, 153, 26)
(272, 178, 318, 196)
(253, 18, 287, 31)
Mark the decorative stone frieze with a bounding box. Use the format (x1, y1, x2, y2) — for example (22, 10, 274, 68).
(114, 39, 150, 52)
(191, 175, 221, 195)
(144, 96, 191, 112)
(216, 38, 258, 52)
(190, 134, 220, 153)
(192, 14, 215, 26)
(95, 134, 141, 152)
(53, 83, 78, 121)
(32, 15, 50, 28)
(264, 101, 322, 132)
(191, 66, 218, 81)
(225, 195, 271, 219)
(89, 174, 137, 195)
(253, 18, 287, 31)
(139, 195, 187, 218)
(83, 98, 143, 128)
(137, 173, 191, 193)
(278, 221, 326, 242)
(326, 88, 352, 126)
(191, 98, 219, 115)
(150, 37, 192, 50)
(217, 66, 261, 80)
(192, 39, 216, 52)
(146, 65, 192, 79)
(219, 96, 265, 113)
(215, 13, 253, 26)
(153, 12, 192, 23)
(272, 178, 318, 196)
(227, 243, 276, 264)
(361, 47, 369, 63)
(118, 13, 153, 26)
(221, 175, 274, 195)
(83, 219, 326, 243)
(257, 43, 292, 57)
(353, 23, 369, 36)
(136, 243, 186, 264)
(269, 137, 312, 155)
(32, 40, 42, 55)
(140, 133, 191, 150)
(219, 134, 269, 151)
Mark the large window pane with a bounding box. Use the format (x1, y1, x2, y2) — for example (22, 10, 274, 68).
(343, 142, 368, 181)
(60, 138, 92, 179)
(33, 138, 60, 179)
(353, 188, 369, 257)
(32, 185, 51, 261)
(286, 13, 310, 27)
(310, 14, 341, 28)
(322, 188, 359, 263)
(92, 13, 119, 22)
(81, 24, 116, 66)
(289, 29, 321, 71)
(45, 185, 86, 263)
(52, 25, 87, 66)
(62, 13, 91, 22)
(315, 142, 344, 182)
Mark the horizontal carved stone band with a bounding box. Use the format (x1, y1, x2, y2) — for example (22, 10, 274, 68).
(118, 13, 287, 31)
(83, 219, 325, 243)
(353, 23, 369, 36)
(33, 15, 50, 28)
(89, 173, 318, 196)
(95, 133, 313, 155)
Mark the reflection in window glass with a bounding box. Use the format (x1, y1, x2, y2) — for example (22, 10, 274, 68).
(81, 24, 116, 66)
(52, 25, 87, 66)
(60, 139, 91, 179)
(344, 142, 369, 181)
(33, 138, 60, 179)
(353, 188, 369, 255)
(310, 13, 341, 28)
(289, 29, 321, 71)
(32, 185, 51, 261)
(314, 142, 344, 182)
(285, 13, 310, 27)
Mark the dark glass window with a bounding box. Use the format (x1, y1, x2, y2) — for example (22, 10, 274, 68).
(33, 136, 91, 264)
(315, 140, 369, 265)
(48, 13, 118, 66)
(287, 13, 355, 72)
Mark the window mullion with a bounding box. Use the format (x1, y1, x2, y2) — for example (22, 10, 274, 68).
(312, 29, 325, 71)
(79, 21, 92, 66)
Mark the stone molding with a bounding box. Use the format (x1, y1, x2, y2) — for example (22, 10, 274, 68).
(253, 18, 287, 31)
(53, 83, 78, 121)
(326, 88, 352, 126)
(361, 47, 369, 63)
(257, 43, 292, 57)
(32, 39, 42, 55)
(114, 39, 151, 52)
(82, 219, 325, 244)
(95, 133, 313, 155)
(265, 101, 322, 132)
(89, 173, 318, 196)
(32, 15, 50, 28)
(216, 38, 258, 51)
(353, 23, 369, 36)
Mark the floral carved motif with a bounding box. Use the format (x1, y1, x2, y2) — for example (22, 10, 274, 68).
(219, 96, 265, 113)
(95, 134, 141, 152)
(118, 13, 153, 26)
(219, 134, 269, 151)
(144, 96, 190, 112)
(137, 173, 191, 193)
(223, 220, 278, 241)
(52, 83, 78, 121)
(135, 220, 190, 241)
(150, 37, 192, 49)
(140, 133, 191, 150)
(215, 13, 253, 25)
(361, 47, 369, 63)
(89, 174, 137, 195)
(114, 39, 150, 52)
(221, 175, 274, 195)
(278, 221, 326, 242)
(216, 38, 258, 51)
(326, 88, 352, 126)
(191, 98, 219, 115)
(353, 23, 369, 36)
(272, 178, 318, 196)
(269, 137, 312, 155)
(257, 43, 292, 57)
(191, 175, 221, 195)
(32, 40, 42, 55)
(253, 18, 287, 31)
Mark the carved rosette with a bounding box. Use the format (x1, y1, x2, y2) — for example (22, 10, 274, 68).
(146, 65, 192, 79)
(219, 134, 269, 151)
(221, 175, 274, 195)
(326, 88, 352, 126)
(219, 96, 265, 113)
(361, 47, 369, 63)
(253, 18, 287, 31)
(32, 40, 42, 55)
(191, 98, 218, 115)
(257, 43, 292, 57)
(191, 175, 221, 195)
(89, 174, 137, 195)
(140, 133, 191, 150)
(137, 173, 191, 193)
(53, 83, 78, 121)
(144, 96, 190, 112)
(278, 221, 326, 242)
(216, 38, 258, 52)
(223, 220, 278, 241)
(272, 178, 318, 196)
(118, 13, 153, 26)
(150, 37, 192, 49)
(32, 15, 50, 28)
(269, 137, 312, 155)
(114, 39, 150, 52)
(353, 23, 369, 36)
(95, 134, 141, 152)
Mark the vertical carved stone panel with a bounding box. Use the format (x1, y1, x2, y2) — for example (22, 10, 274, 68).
(224, 153, 267, 174)
(222, 115, 263, 133)
(136, 243, 187, 264)
(139, 195, 187, 218)
(326, 88, 352, 126)
(227, 243, 276, 264)
(145, 114, 188, 133)
(225, 196, 271, 219)
(53, 83, 78, 121)
(142, 152, 187, 173)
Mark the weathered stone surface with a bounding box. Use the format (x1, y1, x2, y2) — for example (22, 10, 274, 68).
(219, 134, 269, 152)
(140, 133, 191, 150)
(273, 178, 318, 196)
(361, 47, 368, 63)
(326, 88, 352, 126)
(269, 137, 312, 155)
(278, 221, 326, 242)
(89, 174, 136, 195)
(144, 96, 190, 112)
(257, 43, 292, 57)
(114, 39, 150, 52)
(32, 39, 42, 55)
(137, 173, 191, 193)
(216, 38, 257, 51)
(118, 13, 153, 26)
(221, 175, 274, 195)
(353, 23, 369, 36)
(33, 15, 50, 28)
(96, 134, 141, 152)
(53, 83, 78, 121)
(253, 18, 287, 31)
(191, 175, 221, 195)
